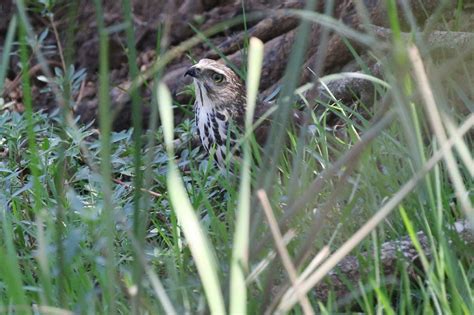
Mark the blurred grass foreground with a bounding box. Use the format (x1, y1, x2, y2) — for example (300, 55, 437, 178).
(0, 0, 473, 314)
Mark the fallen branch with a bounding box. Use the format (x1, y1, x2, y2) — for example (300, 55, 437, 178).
(206, 1, 306, 59)
(371, 25, 474, 52)
(313, 219, 474, 301)
(302, 62, 384, 108)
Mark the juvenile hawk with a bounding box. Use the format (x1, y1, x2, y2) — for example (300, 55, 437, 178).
(185, 58, 302, 166)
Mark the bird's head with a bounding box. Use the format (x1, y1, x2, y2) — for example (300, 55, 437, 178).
(185, 59, 245, 111)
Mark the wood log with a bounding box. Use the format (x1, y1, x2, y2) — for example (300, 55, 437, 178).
(261, 219, 473, 311)
(206, 1, 306, 59)
(313, 220, 474, 301)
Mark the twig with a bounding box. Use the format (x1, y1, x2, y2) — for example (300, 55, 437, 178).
(76, 79, 86, 104)
(49, 15, 67, 72)
(112, 178, 162, 198)
(257, 189, 314, 315)
(371, 26, 474, 52)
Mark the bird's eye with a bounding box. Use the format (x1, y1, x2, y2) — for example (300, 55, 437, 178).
(212, 73, 224, 83)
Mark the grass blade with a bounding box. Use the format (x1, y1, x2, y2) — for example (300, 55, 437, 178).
(229, 37, 264, 315)
(258, 190, 314, 315)
(0, 15, 17, 95)
(279, 115, 474, 311)
(287, 9, 376, 47)
(94, 0, 118, 311)
(157, 83, 226, 315)
(407, 45, 473, 225)
(0, 211, 30, 314)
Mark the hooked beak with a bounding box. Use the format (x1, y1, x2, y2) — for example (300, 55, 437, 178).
(184, 66, 200, 78)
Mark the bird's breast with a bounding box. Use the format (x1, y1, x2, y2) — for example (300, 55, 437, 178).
(196, 105, 229, 147)
(195, 103, 236, 166)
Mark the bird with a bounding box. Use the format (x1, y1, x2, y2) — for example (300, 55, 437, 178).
(185, 58, 303, 166)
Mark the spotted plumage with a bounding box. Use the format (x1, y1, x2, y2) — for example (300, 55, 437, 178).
(185, 58, 304, 166)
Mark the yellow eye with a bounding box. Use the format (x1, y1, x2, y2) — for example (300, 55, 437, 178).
(212, 73, 224, 83)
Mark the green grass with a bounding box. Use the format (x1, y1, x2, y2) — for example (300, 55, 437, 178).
(0, 1, 473, 314)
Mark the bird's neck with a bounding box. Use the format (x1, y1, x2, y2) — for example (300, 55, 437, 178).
(194, 81, 215, 110)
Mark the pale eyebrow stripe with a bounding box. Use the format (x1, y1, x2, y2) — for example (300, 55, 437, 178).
(204, 65, 227, 76)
